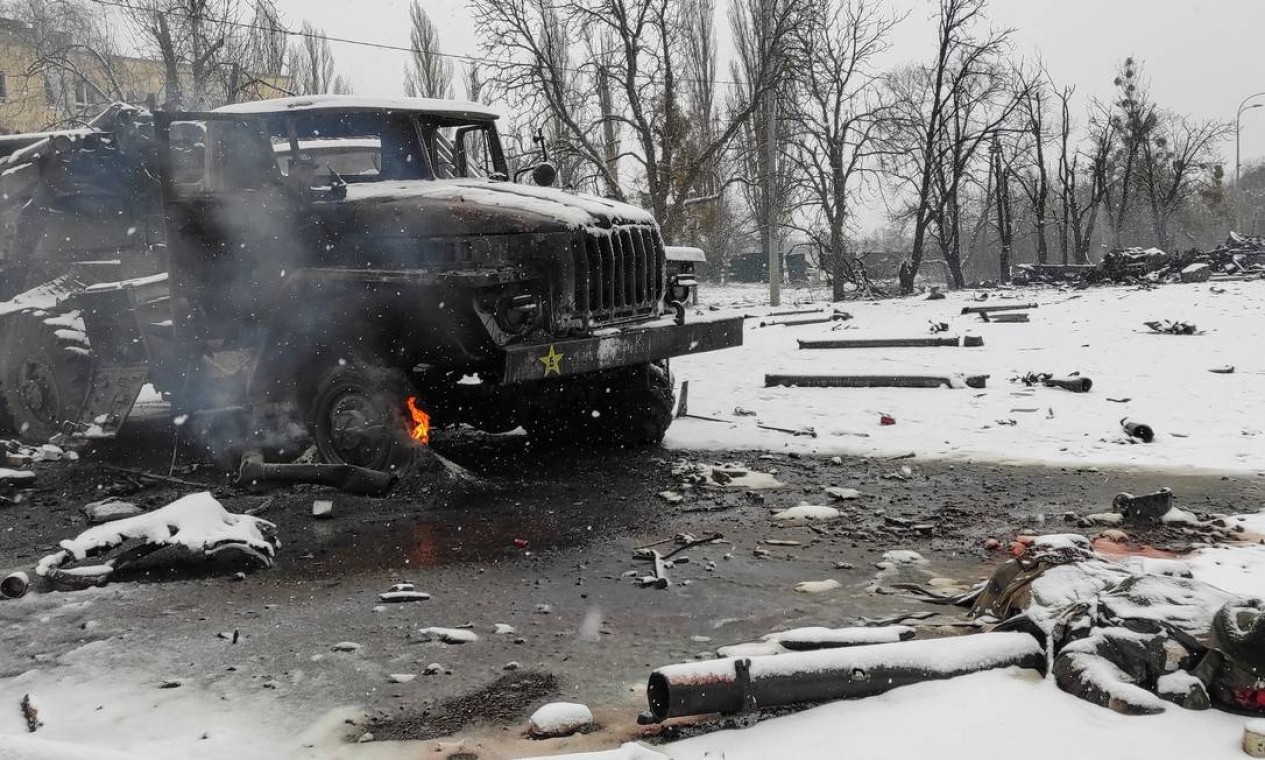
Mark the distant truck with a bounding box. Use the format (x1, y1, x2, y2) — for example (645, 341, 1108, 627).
(0, 96, 742, 476)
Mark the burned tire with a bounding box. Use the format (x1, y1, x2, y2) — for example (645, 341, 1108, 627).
(0, 309, 92, 443)
(526, 361, 675, 449)
(599, 360, 675, 446)
(309, 364, 419, 474)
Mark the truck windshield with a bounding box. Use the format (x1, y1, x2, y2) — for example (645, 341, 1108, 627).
(265, 111, 504, 183)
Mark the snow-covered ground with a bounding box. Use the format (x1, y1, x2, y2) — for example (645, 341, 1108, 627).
(669, 281, 1265, 474)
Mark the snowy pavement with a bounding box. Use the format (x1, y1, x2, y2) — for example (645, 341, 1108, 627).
(669, 281, 1265, 474)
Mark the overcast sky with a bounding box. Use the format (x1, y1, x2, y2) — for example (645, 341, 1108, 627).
(275, 0, 1265, 168)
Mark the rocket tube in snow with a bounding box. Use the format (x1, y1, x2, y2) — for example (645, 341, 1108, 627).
(1, 571, 29, 599)
(645, 631, 1044, 722)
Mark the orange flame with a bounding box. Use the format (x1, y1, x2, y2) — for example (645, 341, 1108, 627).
(405, 396, 430, 445)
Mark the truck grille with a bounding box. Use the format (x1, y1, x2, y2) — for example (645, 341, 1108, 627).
(573, 225, 665, 323)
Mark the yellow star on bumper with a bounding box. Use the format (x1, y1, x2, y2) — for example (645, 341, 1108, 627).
(539, 344, 564, 376)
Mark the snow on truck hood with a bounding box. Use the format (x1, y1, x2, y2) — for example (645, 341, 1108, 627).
(339, 180, 658, 231)
(213, 95, 500, 121)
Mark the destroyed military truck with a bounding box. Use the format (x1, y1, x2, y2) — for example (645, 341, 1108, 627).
(0, 96, 742, 478)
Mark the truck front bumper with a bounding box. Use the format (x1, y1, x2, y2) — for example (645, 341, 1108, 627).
(501, 314, 743, 385)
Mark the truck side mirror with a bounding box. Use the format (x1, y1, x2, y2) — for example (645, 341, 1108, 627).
(531, 161, 557, 187)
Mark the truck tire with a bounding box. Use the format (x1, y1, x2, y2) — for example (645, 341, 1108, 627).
(526, 361, 674, 449)
(599, 360, 675, 446)
(0, 309, 92, 443)
(308, 363, 419, 474)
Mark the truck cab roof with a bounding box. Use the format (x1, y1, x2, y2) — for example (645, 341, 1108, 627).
(213, 95, 499, 122)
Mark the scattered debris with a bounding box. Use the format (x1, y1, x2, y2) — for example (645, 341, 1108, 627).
(1015, 372, 1093, 393)
(20, 693, 41, 732)
(1209, 365, 1235, 374)
(732, 406, 758, 416)
(2, 571, 29, 600)
(756, 422, 817, 438)
(331, 641, 362, 653)
(1179, 262, 1211, 283)
(0, 468, 35, 484)
(961, 303, 1039, 315)
(1112, 489, 1174, 523)
(766, 374, 989, 389)
(423, 663, 444, 675)
(798, 336, 983, 350)
(379, 582, 431, 603)
(880, 414, 896, 426)
(980, 312, 1030, 323)
(1246, 719, 1265, 758)
(1121, 418, 1156, 443)
(1144, 320, 1200, 335)
(388, 673, 416, 684)
(80, 498, 146, 524)
(657, 490, 684, 504)
(312, 499, 334, 519)
(418, 627, 479, 644)
(493, 623, 517, 635)
(767, 625, 917, 651)
(772, 505, 841, 525)
(674, 462, 784, 489)
(36, 492, 278, 589)
(794, 579, 843, 594)
(824, 487, 862, 501)
(529, 702, 594, 738)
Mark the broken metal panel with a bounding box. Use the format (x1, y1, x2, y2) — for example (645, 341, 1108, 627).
(501, 315, 743, 385)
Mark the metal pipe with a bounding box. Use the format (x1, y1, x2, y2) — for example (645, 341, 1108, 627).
(236, 455, 397, 496)
(1, 571, 29, 599)
(766, 374, 989, 389)
(798, 336, 984, 350)
(646, 631, 1044, 721)
(960, 303, 1039, 315)
(1043, 376, 1093, 393)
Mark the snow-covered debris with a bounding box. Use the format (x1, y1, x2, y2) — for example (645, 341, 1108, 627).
(387, 673, 416, 684)
(824, 487, 862, 501)
(330, 641, 362, 653)
(36, 492, 277, 584)
(674, 461, 784, 489)
(767, 625, 917, 651)
(0, 468, 35, 483)
(81, 498, 144, 524)
(378, 582, 430, 603)
(417, 627, 478, 644)
(529, 701, 594, 738)
(794, 579, 842, 594)
(881, 550, 927, 565)
(771, 504, 840, 524)
(493, 623, 517, 635)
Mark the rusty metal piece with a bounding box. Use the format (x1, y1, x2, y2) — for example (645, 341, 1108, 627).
(980, 312, 1030, 323)
(766, 374, 989, 390)
(645, 631, 1044, 721)
(799, 336, 984, 350)
(235, 453, 397, 496)
(1112, 488, 1173, 522)
(961, 303, 1039, 315)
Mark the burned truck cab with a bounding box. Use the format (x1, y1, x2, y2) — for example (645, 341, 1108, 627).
(140, 96, 742, 469)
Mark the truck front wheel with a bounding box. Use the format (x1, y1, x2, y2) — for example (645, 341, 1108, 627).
(526, 361, 675, 448)
(0, 310, 93, 443)
(309, 364, 419, 474)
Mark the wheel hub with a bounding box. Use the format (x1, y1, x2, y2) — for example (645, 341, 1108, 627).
(326, 392, 392, 468)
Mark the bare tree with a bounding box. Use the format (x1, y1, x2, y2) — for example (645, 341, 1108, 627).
(472, 0, 805, 241)
(463, 62, 484, 103)
(1055, 95, 1115, 263)
(8, 0, 135, 125)
(287, 22, 352, 95)
(1011, 67, 1052, 264)
(1099, 57, 1157, 249)
(883, 0, 1013, 293)
(784, 0, 897, 298)
(1137, 113, 1230, 250)
(403, 0, 453, 99)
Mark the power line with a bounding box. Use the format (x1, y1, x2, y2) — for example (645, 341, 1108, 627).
(80, 0, 753, 87)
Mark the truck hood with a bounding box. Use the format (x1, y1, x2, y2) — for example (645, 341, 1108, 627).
(327, 179, 657, 237)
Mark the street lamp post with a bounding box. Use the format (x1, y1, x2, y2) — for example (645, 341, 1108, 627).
(1235, 93, 1265, 231)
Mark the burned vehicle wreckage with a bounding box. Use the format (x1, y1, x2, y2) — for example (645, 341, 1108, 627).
(0, 97, 742, 484)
